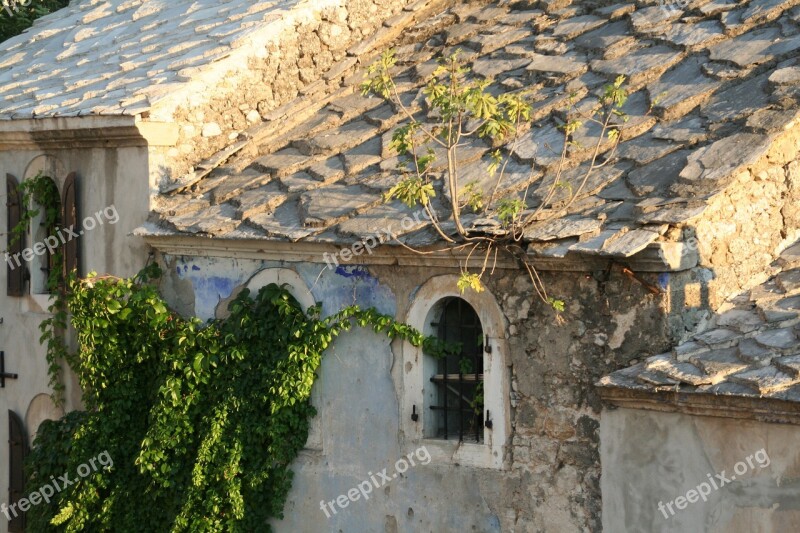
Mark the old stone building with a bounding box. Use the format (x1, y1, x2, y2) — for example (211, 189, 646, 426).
(1, 0, 800, 532)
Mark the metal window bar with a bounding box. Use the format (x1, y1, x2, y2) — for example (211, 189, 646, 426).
(442, 345, 448, 440)
(430, 298, 484, 443)
(474, 346, 480, 443)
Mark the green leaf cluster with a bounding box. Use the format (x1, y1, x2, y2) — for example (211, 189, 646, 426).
(0, 0, 70, 43)
(25, 266, 449, 532)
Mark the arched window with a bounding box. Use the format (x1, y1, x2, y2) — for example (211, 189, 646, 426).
(429, 297, 485, 443)
(6, 158, 79, 299)
(402, 275, 509, 469)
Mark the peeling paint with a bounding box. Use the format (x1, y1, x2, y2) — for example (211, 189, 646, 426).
(334, 265, 371, 279)
(609, 307, 638, 350)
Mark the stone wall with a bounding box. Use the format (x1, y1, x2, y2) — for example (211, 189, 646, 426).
(485, 267, 670, 532)
(689, 125, 800, 309)
(156, 253, 673, 532)
(159, 0, 447, 183)
(602, 408, 800, 532)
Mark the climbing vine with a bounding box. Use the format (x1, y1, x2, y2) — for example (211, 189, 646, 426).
(10, 173, 72, 402)
(25, 264, 453, 532)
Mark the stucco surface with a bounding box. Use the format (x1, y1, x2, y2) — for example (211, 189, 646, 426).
(601, 408, 800, 533)
(156, 252, 677, 532)
(0, 144, 151, 533)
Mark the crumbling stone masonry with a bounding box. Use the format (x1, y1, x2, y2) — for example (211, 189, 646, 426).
(164, 0, 450, 181)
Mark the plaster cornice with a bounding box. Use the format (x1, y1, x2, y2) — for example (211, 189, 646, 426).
(0, 117, 179, 149)
(598, 386, 800, 425)
(140, 234, 697, 273)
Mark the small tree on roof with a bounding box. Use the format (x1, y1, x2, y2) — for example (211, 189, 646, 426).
(362, 49, 634, 315)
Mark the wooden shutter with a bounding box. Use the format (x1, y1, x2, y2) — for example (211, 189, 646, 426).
(61, 172, 79, 280)
(8, 410, 28, 532)
(6, 174, 26, 297)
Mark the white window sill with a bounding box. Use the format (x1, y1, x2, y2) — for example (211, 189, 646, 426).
(411, 438, 504, 470)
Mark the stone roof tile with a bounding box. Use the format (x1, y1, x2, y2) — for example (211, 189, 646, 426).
(601, 242, 800, 402)
(3, 0, 392, 119)
(128, 0, 800, 271)
(591, 45, 685, 88)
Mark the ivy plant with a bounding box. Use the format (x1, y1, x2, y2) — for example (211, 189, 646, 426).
(25, 265, 455, 532)
(10, 173, 71, 402)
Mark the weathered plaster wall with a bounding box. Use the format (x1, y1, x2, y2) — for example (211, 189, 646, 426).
(601, 408, 800, 533)
(158, 254, 674, 532)
(0, 145, 151, 533)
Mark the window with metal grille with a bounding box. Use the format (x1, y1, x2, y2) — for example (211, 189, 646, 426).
(429, 297, 485, 443)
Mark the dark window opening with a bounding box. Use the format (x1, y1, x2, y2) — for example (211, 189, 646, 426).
(6, 174, 27, 297)
(8, 410, 28, 532)
(430, 297, 484, 443)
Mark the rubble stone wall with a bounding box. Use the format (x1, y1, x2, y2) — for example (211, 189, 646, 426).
(158, 0, 437, 182)
(484, 266, 671, 532)
(691, 126, 800, 306)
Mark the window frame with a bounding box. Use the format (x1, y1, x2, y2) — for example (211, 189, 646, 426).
(428, 297, 485, 443)
(400, 275, 510, 469)
(16, 155, 79, 308)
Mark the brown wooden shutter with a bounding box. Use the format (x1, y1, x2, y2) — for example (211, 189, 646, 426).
(61, 172, 79, 280)
(8, 410, 28, 532)
(6, 174, 26, 297)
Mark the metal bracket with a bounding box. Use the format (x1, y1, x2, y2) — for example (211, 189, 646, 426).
(1, 351, 19, 388)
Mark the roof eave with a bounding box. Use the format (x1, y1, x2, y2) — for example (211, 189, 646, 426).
(137, 232, 697, 273)
(598, 385, 800, 425)
(0, 116, 179, 149)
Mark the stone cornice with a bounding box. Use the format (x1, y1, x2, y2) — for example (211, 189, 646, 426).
(139, 234, 697, 273)
(598, 386, 800, 425)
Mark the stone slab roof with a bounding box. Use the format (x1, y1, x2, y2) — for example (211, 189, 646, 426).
(598, 241, 800, 402)
(0, 0, 351, 119)
(140, 0, 800, 260)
